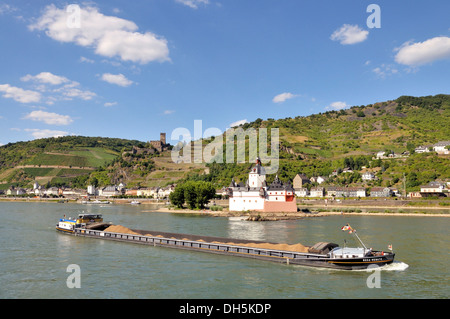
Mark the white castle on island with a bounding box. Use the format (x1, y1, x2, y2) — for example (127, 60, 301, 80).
(226, 158, 297, 213)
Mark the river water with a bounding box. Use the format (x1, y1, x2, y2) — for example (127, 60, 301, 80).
(0, 202, 448, 299)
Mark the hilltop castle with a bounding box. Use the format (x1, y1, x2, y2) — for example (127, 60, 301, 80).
(149, 133, 169, 152)
(226, 158, 297, 213)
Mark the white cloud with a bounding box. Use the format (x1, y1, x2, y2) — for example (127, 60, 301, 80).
(372, 64, 398, 78)
(29, 4, 170, 64)
(104, 102, 117, 107)
(21, 72, 96, 102)
(101, 73, 134, 87)
(229, 119, 249, 127)
(80, 56, 95, 63)
(23, 110, 73, 126)
(0, 3, 16, 15)
(163, 110, 175, 115)
(326, 101, 349, 111)
(21, 72, 70, 85)
(330, 24, 369, 45)
(394, 36, 450, 66)
(0, 84, 41, 103)
(61, 87, 96, 100)
(24, 128, 69, 139)
(272, 92, 298, 103)
(175, 0, 210, 9)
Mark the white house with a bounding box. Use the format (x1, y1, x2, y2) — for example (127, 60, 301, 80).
(310, 187, 324, 197)
(157, 185, 175, 199)
(433, 141, 450, 155)
(100, 186, 120, 197)
(6, 187, 26, 196)
(87, 185, 98, 196)
(420, 182, 444, 193)
(362, 172, 376, 181)
(376, 151, 386, 159)
(45, 187, 60, 196)
(415, 146, 430, 153)
(295, 188, 309, 197)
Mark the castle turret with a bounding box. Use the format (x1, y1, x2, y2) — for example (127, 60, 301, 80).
(248, 158, 266, 188)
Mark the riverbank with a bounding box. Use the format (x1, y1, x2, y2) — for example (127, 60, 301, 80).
(1, 197, 448, 218)
(153, 206, 450, 219)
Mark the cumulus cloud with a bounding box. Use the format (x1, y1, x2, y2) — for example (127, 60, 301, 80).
(24, 128, 69, 139)
(20, 71, 96, 102)
(175, 0, 210, 9)
(0, 84, 41, 103)
(21, 72, 69, 85)
(23, 110, 73, 126)
(330, 24, 369, 45)
(394, 36, 450, 66)
(326, 101, 349, 111)
(101, 73, 134, 87)
(272, 92, 298, 103)
(29, 4, 170, 64)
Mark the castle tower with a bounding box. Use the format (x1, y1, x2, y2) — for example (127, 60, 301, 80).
(248, 157, 266, 188)
(160, 133, 166, 145)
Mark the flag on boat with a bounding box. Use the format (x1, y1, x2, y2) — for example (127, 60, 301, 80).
(388, 244, 393, 251)
(341, 224, 354, 234)
(341, 224, 350, 231)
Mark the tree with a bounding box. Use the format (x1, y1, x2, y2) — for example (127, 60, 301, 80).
(194, 181, 216, 209)
(170, 181, 216, 210)
(406, 142, 416, 154)
(183, 181, 198, 209)
(169, 185, 185, 208)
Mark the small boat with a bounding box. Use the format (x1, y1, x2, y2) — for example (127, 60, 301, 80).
(56, 213, 106, 233)
(130, 200, 141, 205)
(81, 200, 110, 205)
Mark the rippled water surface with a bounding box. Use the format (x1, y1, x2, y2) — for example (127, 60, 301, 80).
(0, 202, 448, 298)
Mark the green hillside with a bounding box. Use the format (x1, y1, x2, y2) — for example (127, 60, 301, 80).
(182, 94, 450, 192)
(0, 136, 142, 189)
(1, 94, 449, 192)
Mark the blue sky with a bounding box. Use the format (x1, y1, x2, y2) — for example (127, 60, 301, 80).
(1, 0, 450, 145)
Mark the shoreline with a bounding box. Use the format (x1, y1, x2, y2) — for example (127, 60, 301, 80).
(1, 197, 448, 218)
(153, 207, 450, 218)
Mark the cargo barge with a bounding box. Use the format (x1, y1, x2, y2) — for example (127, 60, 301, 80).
(56, 215, 395, 270)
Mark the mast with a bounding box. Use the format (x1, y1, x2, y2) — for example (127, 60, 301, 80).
(352, 230, 367, 250)
(342, 223, 368, 250)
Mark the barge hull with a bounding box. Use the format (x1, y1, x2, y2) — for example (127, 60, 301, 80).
(70, 228, 394, 270)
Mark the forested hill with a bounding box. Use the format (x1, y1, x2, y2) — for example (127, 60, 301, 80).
(240, 94, 450, 160)
(189, 94, 450, 190)
(1, 94, 449, 191)
(0, 136, 144, 189)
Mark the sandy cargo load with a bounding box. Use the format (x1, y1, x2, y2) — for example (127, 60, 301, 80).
(103, 224, 309, 253)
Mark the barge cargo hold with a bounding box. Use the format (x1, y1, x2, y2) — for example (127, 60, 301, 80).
(56, 215, 395, 270)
